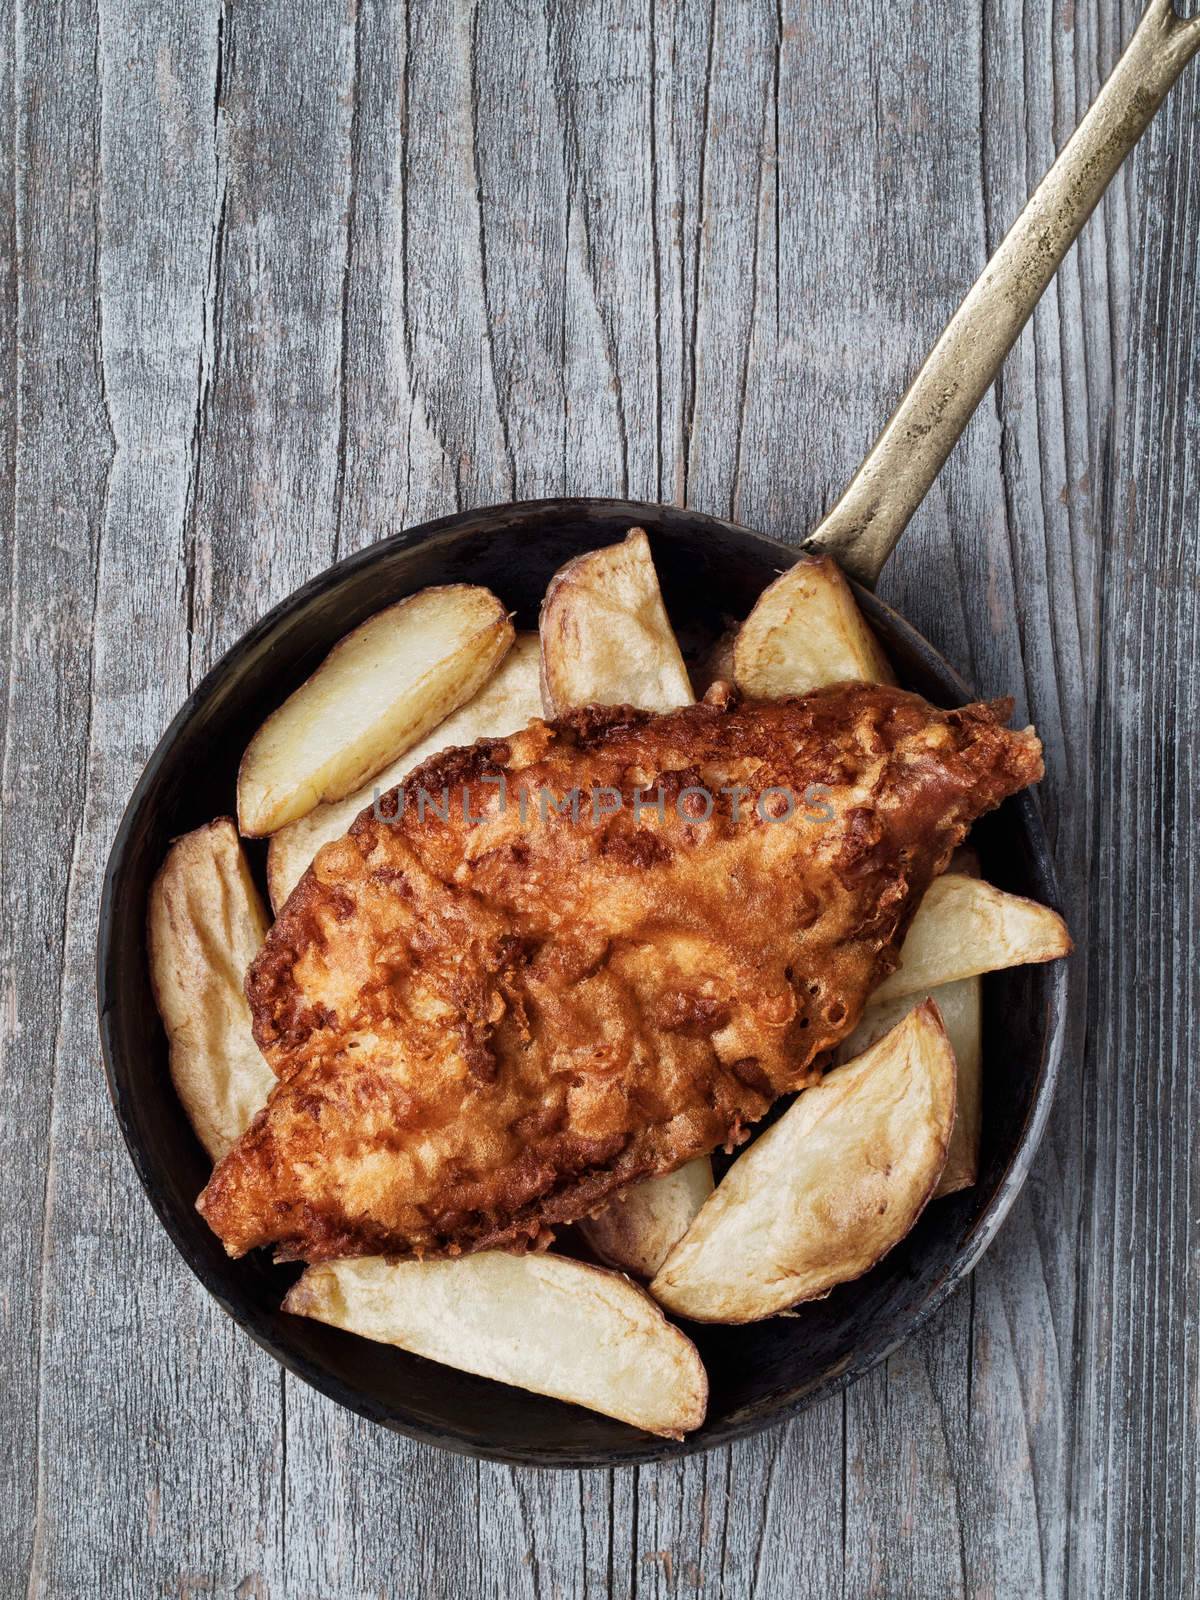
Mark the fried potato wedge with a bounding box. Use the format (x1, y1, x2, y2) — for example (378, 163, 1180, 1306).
(732, 554, 894, 697)
(285, 1252, 708, 1438)
(873, 873, 1071, 1003)
(148, 819, 274, 1162)
(238, 585, 514, 836)
(582, 1160, 716, 1280)
(649, 1001, 955, 1323)
(539, 528, 693, 715)
(266, 632, 543, 911)
(840, 977, 982, 1196)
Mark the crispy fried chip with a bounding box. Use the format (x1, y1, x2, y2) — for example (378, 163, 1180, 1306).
(148, 820, 273, 1162)
(238, 585, 513, 835)
(872, 873, 1071, 1002)
(285, 1252, 708, 1438)
(583, 1161, 716, 1280)
(840, 977, 982, 1195)
(539, 528, 692, 715)
(732, 554, 894, 697)
(266, 633, 543, 911)
(649, 1001, 955, 1322)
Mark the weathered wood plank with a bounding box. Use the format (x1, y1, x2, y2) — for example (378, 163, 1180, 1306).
(397, 0, 513, 512)
(14, 4, 294, 1596)
(1074, 14, 1200, 1592)
(185, 0, 357, 664)
(831, 0, 1100, 1588)
(0, 0, 37, 1581)
(3, 0, 1199, 1593)
(3, 0, 115, 1589)
(334, 0, 458, 552)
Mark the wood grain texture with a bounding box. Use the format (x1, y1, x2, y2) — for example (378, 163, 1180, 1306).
(2, 0, 1196, 1594)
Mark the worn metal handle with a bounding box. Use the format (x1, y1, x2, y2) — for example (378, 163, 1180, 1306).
(803, 0, 1200, 586)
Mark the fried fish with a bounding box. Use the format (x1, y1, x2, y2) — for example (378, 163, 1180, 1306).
(197, 683, 1043, 1262)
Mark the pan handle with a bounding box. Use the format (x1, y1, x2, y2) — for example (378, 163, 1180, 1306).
(802, 0, 1200, 587)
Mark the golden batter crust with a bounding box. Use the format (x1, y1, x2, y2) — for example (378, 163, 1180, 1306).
(197, 684, 1042, 1262)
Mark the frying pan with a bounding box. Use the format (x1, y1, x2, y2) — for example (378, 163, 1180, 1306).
(98, 1, 1199, 1466)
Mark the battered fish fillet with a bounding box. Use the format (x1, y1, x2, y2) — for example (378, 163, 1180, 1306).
(198, 683, 1042, 1262)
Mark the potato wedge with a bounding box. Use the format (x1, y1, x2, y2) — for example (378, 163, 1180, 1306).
(841, 850, 986, 1195)
(839, 977, 982, 1196)
(266, 632, 543, 911)
(582, 1160, 716, 1280)
(238, 585, 514, 836)
(539, 528, 693, 715)
(873, 873, 1071, 1003)
(649, 1001, 955, 1323)
(285, 1252, 708, 1438)
(732, 554, 894, 697)
(148, 820, 274, 1162)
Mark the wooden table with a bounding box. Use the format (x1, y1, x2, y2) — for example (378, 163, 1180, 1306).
(3, 1, 1196, 1594)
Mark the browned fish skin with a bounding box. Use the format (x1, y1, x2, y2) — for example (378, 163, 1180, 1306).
(197, 684, 1043, 1262)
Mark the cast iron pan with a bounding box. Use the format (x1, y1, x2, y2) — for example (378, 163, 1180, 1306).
(97, 497, 1067, 1467)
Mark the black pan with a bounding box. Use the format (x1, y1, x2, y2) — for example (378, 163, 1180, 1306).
(97, 497, 1067, 1467)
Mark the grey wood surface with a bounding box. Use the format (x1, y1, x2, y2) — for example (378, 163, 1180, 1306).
(1, 0, 1196, 1594)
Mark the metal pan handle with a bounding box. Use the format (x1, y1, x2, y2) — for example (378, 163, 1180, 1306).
(802, 0, 1200, 586)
